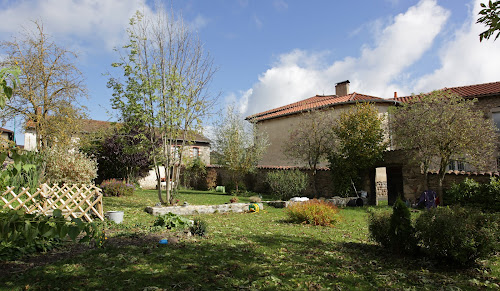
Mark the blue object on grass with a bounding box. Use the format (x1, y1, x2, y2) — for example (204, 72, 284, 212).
(159, 239, 168, 244)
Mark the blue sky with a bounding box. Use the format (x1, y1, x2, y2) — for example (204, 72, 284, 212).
(1, 0, 499, 144)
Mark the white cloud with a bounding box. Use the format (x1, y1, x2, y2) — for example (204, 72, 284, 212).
(253, 14, 263, 29)
(273, 0, 288, 11)
(413, 0, 500, 92)
(235, 0, 450, 116)
(0, 0, 149, 51)
(191, 14, 209, 31)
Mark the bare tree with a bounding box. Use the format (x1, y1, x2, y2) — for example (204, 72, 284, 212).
(389, 90, 497, 203)
(0, 21, 87, 150)
(110, 7, 217, 204)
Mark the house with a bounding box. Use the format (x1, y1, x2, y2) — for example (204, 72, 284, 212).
(246, 80, 397, 167)
(24, 118, 211, 189)
(0, 127, 15, 144)
(245, 80, 500, 204)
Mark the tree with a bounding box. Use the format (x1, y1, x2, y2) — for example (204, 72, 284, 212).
(389, 90, 497, 204)
(82, 126, 153, 184)
(328, 102, 387, 196)
(109, 8, 217, 204)
(477, 1, 500, 42)
(0, 21, 87, 150)
(284, 109, 334, 194)
(213, 106, 268, 192)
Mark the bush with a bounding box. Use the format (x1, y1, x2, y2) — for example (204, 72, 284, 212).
(183, 158, 206, 190)
(43, 146, 98, 185)
(389, 197, 417, 254)
(368, 209, 391, 248)
(286, 199, 340, 227)
(229, 196, 238, 203)
(225, 181, 246, 195)
(415, 206, 499, 266)
(190, 218, 208, 237)
(266, 169, 308, 200)
(153, 213, 192, 230)
(0, 209, 104, 260)
(205, 168, 217, 190)
(100, 179, 135, 197)
(447, 177, 500, 212)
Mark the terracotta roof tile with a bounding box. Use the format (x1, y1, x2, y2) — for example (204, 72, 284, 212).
(246, 92, 386, 122)
(394, 81, 500, 103)
(0, 127, 14, 133)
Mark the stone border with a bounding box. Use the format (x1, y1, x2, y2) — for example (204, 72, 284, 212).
(145, 202, 264, 216)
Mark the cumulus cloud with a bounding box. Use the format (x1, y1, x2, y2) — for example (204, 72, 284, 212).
(0, 0, 149, 51)
(235, 0, 450, 117)
(413, 0, 500, 92)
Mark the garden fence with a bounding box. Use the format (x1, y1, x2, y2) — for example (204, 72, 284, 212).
(0, 183, 104, 222)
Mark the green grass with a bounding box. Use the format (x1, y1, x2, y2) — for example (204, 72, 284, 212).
(1, 189, 499, 290)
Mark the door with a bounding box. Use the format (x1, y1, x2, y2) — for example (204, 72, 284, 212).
(386, 166, 404, 206)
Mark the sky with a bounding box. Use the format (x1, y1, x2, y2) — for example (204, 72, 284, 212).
(0, 0, 499, 144)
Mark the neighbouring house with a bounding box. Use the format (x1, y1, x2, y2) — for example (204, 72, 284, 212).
(244, 80, 500, 204)
(246, 80, 398, 167)
(24, 118, 211, 189)
(0, 127, 15, 145)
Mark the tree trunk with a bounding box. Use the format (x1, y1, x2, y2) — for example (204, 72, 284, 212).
(154, 162, 164, 204)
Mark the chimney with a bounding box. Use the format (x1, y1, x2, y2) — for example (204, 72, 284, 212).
(335, 80, 350, 96)
(394, 92, 398, 99)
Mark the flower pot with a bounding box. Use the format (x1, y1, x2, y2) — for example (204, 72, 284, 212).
(106, 211, 124, 224)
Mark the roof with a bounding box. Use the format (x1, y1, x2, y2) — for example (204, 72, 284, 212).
(0, 127, 14, 133)
(246, 92, 393, 122)
(394, 81, 500, 103)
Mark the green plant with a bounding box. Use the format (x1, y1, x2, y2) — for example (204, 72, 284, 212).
(266, 169, 308, 200)
(286, 199, 340, 227)
(43, 146, 98, 185)
(389, 197, 417, 254)
(183, 158, 206, 189)
(190, 218, 208, 237)
(153, 213, 192, 230)
(0, 209, 104, 260)
(447, 177, 500, 211)
(367, 208, 391, 248)
(225, 180, 246, 195)
(0, 146, 43, 192)
(100, 179, 135, 197)
(415, 206, 499, 266)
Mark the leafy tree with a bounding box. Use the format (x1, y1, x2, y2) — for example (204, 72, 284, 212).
(109, 8, 216, 204)
(83, 127, 152, 184)
(284, 110, 334, 193)
(0, 21, 87, 150)
(389, 90, 497, 204)
(328, 102, 387, 196)
(477, 1, 500, 42)
(43, 146, 97, 185)
(213, 106, 268, 192)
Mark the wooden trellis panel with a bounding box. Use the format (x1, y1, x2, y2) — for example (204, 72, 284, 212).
(0, 183, 104, 222)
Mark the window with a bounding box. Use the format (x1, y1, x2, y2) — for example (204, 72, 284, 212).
(172, 146, 180, 160)
(192, 147, 199, 158)
(447, 160, 466, 172)
(492, 109, 500, 130)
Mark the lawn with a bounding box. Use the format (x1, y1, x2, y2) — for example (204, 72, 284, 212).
(1, 189, 499, 290)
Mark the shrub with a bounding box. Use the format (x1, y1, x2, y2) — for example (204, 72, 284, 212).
(286, 199, 340, 227)
(230, 196, 238, 203)
(368, 209, 391, 248)
(225, 181, 246, 195)
(153, 213, 192, 230)
(190, 218, 208, 237)
(183, 158, 206, 189)
(205, 168, 217, 190)
(249, 196, 262, 203)
(447, 177, 500, 212)
(415, 206, 499, 266)
(0, 209, 104, 260)
(43, 146, 98, 185)
(389, 197, 417, 254)
(100, 179, 135, 197)
(266, 169, 308, 200)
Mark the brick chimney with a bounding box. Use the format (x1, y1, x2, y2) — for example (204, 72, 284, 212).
(335, 80, 350, 96)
